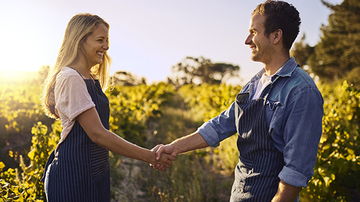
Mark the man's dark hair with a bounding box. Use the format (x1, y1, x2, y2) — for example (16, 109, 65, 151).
(253, 0, 301, 51)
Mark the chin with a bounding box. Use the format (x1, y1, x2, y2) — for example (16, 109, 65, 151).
(251, 56, 260, 62)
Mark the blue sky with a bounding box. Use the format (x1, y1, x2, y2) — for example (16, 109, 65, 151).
(0, 0, 342, 85)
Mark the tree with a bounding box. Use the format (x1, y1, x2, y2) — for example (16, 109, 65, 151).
(170, 56, 240, 86)
(111, 71, 147, 86)
(290, 34, 314, 70)
(307, 0, 360, 87)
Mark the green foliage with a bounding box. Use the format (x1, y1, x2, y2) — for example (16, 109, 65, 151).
(0, 121, 60, 202)
(305, 0, 360, 87)
(140, 93, 233, 202)
(0, 82, 53, 168)
(0, 83, 52, 135)
(178, 83, 242, 122)
(301, 81, 360, 201)
(178, 83, 242, 174)
(106, 82, 175, 146)
(291, 34, 314, 69)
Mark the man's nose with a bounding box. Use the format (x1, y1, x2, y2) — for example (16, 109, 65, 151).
(245, 34, 252, 45)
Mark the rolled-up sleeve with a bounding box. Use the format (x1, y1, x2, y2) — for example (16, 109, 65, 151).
(197, 102, 238, 147)
(278, 87, 323, 187)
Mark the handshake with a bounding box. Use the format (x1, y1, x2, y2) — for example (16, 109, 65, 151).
(149, 144, 178, 171)
(147, 132, 208, 171)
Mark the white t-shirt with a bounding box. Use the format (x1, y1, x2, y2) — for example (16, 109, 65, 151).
(252, 68, 282, 100)
(54, 67, 95, 146)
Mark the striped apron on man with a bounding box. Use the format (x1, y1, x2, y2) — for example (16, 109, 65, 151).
(230, 88, 284, 202)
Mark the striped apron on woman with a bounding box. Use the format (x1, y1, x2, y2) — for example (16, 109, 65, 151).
(42, 77, 110, 202)
(230, 88, 284, 202)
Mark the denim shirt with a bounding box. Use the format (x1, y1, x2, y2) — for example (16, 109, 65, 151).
(197, 57, 324, 188)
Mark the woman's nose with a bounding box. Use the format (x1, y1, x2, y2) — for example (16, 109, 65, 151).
(103, 43, 109, 50)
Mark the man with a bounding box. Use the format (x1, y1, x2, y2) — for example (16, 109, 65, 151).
(154, 1, 323, 201)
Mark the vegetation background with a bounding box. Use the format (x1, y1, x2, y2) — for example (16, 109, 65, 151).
(1, 0, 360, 201)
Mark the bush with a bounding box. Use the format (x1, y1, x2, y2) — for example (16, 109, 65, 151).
(0, 121, 60, 202)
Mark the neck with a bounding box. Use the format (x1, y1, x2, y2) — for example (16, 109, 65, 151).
(263, 53, 290, 76)
(70, 58, 92, 79)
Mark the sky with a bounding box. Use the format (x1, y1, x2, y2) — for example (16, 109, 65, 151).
(0, 0, 343, 85)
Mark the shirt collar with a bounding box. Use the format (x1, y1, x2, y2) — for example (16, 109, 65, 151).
(250, 57, 298, 83)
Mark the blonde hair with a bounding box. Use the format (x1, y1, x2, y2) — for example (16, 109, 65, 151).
(41, 13, 112, 119)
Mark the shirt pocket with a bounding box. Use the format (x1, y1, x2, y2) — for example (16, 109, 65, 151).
(265, 100, 283, 129)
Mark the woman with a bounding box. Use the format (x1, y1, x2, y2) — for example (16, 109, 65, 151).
(41, 13, 174, 202)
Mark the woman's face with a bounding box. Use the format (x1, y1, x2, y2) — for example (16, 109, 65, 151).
(81, 23, 109, 67)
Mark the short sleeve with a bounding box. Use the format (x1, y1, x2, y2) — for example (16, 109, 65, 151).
(54, 67, 95, 121)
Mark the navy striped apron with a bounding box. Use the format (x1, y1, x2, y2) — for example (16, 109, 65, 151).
(42, 77, 110, 202)
(230, 88, 284, 201)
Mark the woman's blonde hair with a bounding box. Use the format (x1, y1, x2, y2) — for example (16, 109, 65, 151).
(41, 13, 112, 119)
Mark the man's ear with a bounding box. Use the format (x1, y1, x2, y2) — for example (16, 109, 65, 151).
(272, 29, 283, 45)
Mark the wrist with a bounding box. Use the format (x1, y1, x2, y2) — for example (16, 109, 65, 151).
(143, 149, 156, 164)
(170, 141, 183, 156)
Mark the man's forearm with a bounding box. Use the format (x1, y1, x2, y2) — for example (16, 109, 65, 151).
(272, 180, 302, 202)
(171, 132, 209, 155)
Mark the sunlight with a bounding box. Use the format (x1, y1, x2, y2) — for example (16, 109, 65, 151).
(0, 67, 40, 83)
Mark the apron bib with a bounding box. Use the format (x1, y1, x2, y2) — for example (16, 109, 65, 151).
(230, 88, 284, 202)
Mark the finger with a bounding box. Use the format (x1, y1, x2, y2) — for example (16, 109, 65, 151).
(156, 146, 165, 160)
(156, 163, 162, 169)
(167, 154, 176, 161)
(163, 159, 172, 167)
(159, 164, 166, 171)
(151, 144, 162, 152)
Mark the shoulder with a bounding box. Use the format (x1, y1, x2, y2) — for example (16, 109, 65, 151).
(240, 82, 251, 93)
(56, 67, 83, 83)
(272, 66, 323, 104)
(284, 67, 323, 104)
(55, 67, 87, 93)
(289, 67, 320, 93)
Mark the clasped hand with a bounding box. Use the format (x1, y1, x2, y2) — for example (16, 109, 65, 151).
(150, 144, 177, 171)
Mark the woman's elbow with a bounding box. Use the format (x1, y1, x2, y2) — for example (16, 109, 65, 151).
(86, 127, 107, 144)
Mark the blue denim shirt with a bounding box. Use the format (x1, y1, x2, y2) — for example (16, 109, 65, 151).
(197, 57, 323, 188)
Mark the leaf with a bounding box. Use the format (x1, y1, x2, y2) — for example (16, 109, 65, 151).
(0, 162, 5, 172)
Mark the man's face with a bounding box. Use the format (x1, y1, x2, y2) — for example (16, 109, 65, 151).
(245, 14, 273, 64)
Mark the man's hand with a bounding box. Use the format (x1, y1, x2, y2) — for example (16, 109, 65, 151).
(271, 180, 302, 202)
(149, 144, 176, 171)
(155, 144, 178, 160)
(150, 144, 179, 171)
